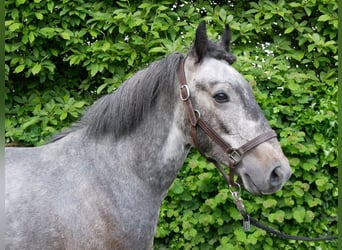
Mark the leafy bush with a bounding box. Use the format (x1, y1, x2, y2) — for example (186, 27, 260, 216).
(5, 0, 337, 248)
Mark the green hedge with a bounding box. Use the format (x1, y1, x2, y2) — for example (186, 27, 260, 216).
(5, 0, 337, 248)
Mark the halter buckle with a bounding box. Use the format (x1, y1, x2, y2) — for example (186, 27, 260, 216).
(229, 149, 242, 164)
(180, 85, 190, 101)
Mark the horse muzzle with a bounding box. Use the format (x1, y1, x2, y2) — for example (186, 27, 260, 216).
(237, 154, 292, 195)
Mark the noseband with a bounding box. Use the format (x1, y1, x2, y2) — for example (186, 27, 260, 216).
(178, 56, 277, 186)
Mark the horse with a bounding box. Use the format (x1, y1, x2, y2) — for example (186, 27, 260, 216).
(5, 21, 292, 249)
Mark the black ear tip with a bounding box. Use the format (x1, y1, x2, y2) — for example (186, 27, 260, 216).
(193, 21, 209, 63)
(197, 21, 206, 33)
(199, 21, 206, 28)
(220, 23, 232, 52)
(223, 24, 232, 39)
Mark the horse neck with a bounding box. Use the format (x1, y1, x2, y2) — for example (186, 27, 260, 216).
(91, 92, 191, 199)
(133, 101, 190, 193)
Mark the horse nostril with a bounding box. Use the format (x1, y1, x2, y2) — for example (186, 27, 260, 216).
(269, 167, 282, 187)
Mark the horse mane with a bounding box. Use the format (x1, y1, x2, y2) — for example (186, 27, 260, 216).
(48, 53, 183, 143)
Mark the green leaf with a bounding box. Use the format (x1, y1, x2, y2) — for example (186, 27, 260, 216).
(97, 83, 108, 95)
(8, 23, 22, 32)
(60, 31, 71, 40)
(141, 24, 148, 33)
(16, 0, 26, 6)
(138, 3, 151, 9)
(305, 210, 315, 222)
(14, 64, 25, 73)
(289, 157, 300, 166)
(89, 63, 99, 77)
(293, 185, 304, 197)
(214, 190, 228, 204)
(304, 7, 312, 16)
(128, 51, 137, 66)
(49, 48, 58, 56)
(218, 8, 227, 21)
(59, 112, 67, 120)
(293, 206, 305, 223)
(302, 162, 315, 171)
(184, 228, 197, 240)
(293, 51, 305, 60)
(40, 27, 55, 34)
(31, 63, 42, 75)
(35, 13, 43, 20)
(199, 214, 213, 226)
(29, 31, 35, 43)
(247, 233, 258, 245)
(170, 179, 183, 194)
(47, 2, 54, 12)
(289, 2, 301, 7)
(149, 47, 166, 54)
(73, 101, 86, 108)
(313, 59, 319, 68)
(119, 24, 128, 34)
(268, 210, 285, 223)
(287, 82, 300, 91)
(264, 13, 273, 20)
(69, 55, 83, 65)
(263, 198, 277, 208)
(315, 177, 328, 191)
(42, 61, 55, 73)
(234, 228, 247, 242)
(284, 26, 294, 34)
(318, 14, 332, 22)
(22, 117, 40, 130)
(101, 41, 111, 52)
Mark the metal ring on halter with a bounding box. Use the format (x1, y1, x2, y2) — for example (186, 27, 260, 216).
(180, 85, 190, 101)
(194, 109, 201, 119)
(229, 182, 241, 195)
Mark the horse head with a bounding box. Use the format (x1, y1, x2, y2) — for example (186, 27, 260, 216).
(182, 22, 292, 195)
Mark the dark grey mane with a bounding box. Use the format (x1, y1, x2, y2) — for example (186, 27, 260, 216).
(49, 53, 184, 142)
(83, 53, 183, 139)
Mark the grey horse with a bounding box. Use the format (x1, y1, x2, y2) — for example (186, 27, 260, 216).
(6, 22, 291, 249)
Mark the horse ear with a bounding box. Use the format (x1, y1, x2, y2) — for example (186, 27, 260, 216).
(191, 21, 208, 63)
(220, 24, 232, 52)
(219, 24, 236, 64)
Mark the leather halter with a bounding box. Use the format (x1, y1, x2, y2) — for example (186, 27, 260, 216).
(178, 56, 277, 186)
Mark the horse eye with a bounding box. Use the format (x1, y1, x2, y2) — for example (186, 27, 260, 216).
(213, 92, 229, 103)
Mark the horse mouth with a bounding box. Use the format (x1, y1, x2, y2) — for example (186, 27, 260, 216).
(242, 173, 280, 195)
(241, 173, 263, 195)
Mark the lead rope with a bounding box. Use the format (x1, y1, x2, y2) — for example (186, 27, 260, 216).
(213, 161, 338, 241)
